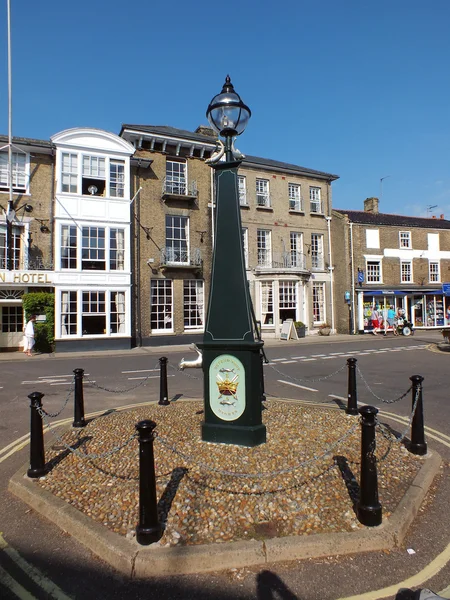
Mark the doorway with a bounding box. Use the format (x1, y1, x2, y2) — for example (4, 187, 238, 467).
(0, 304, 24, 350)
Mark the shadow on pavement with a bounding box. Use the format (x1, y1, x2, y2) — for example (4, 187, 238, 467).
(256, 570, 300, 599)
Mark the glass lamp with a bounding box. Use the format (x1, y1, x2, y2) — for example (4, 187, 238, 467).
(206, 75, 251, 137)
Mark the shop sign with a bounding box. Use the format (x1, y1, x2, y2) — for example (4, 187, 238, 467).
(442, 283, 450, 296)
(0, 272, 52, 284)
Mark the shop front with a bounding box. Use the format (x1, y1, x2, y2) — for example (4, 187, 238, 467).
(0, 271, 53, 351)
(357, 288, 450, 333)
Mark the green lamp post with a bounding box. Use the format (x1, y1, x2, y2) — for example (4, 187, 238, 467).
(199, 75, 266, 447)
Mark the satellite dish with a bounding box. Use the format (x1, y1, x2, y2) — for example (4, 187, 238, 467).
(88, 185, 98, 195)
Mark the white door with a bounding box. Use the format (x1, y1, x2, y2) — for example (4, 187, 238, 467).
(0, 304, 24, 349)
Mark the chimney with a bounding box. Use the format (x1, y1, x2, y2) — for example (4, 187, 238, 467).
(432, 215, 436, 219)
(364, 197, 379, 213)
(440, 214, 444, 219)
(195, 125, 216, 138)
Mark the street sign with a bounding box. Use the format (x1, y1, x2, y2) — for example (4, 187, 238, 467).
(442, 283, 450, 296)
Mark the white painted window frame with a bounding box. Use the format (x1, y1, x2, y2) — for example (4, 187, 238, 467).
(288, 183, 302, 211)
(429, 260, 440, 282)
(309, 187, 322, 213)
(399, 231, 412, 249)
(400, 259, 413, 283)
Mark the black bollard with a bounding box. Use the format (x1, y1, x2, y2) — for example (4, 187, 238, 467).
(135, 420, 163, 545)
(346, 357, 359, 415)
(73, 368, 86, 428)
(158, 357, 169, 405)
(27, 392, 49, 478)
(409, 375, 427, 455)
(357, 405, 382, 526)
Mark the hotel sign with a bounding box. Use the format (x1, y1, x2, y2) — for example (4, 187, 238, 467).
(0, 271, 53, 284)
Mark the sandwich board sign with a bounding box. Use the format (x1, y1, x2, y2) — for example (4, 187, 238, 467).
(280, 319, 298, 341)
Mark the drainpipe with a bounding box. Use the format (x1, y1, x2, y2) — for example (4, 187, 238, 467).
(210, 167, 215, 248)
(349, 221, 356, 334)
(325, 216, 335, 333)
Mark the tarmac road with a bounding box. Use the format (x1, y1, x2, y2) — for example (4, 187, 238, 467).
(0, 331, 449, 599)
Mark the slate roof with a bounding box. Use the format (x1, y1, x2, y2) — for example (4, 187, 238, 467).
(0, 134, 52, 149)
(120, 124, 217, 145)
(120, 124, 339, 181)
(334, 209, 450, 229)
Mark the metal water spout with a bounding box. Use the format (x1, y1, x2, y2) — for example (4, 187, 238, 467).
(179, 344, 203, 370)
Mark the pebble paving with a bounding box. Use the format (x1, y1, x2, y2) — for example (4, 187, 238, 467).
(37, 400, 423, 548)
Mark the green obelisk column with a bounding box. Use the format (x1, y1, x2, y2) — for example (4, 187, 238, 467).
(199, 157, 266, 447)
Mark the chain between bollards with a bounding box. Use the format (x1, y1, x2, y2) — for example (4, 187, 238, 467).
(73, 368, 86, 427)
(135, 420, 163, 545)
(356, 405, 382, 527)
(158, 357, 170, 405)
(27, 392, 49, 478)
(409, 375, 427, 455)
(346, 357, 358, 415)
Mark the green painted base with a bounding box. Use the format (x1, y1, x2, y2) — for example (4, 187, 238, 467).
(201, 421, 266, 447)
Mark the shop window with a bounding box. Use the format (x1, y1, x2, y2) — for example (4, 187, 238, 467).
(279, 281, 297, 322)
(150, 279, 173, 331)
(183, 280, 204, 329)
(399, 231, 411, 249)
(312, 282, 325, 324)
(261, 281, 274, 325)
(82, 291, 106, 334)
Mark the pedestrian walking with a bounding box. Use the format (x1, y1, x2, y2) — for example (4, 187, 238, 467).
(23, 315, 36, 356)
(371, 306, 380, 335)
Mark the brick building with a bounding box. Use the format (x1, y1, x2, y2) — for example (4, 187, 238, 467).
(0, 136, 54, 351)
(0, 122, 340, 351)
(120, 125, 217, 346)
(332, 197, 450, 334)
(237, 156, 339, 336)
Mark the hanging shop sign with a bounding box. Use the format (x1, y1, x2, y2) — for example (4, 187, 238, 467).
(0, 272, 53, 285)
(442, 282, 450, 296)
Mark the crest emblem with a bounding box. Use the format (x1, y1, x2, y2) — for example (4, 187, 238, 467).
(209, 355, 246, 421)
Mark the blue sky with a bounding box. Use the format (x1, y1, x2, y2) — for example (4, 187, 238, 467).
(1, 0, 449, 216)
